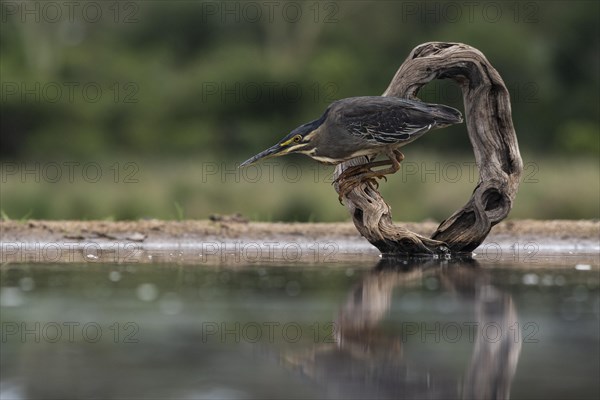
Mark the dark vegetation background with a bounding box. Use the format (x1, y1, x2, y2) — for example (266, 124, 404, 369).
(1, 0, 598, 221)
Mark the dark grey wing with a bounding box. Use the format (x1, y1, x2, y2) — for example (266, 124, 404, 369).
(342, 105, 437, 145)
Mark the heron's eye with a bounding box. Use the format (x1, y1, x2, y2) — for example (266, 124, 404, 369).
(293, 135, 302, 143)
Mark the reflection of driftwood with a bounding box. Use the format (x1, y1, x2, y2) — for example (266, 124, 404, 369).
(462, 285, 521, 400)
(283, 258, 521, 399)
(334, 42, 523, 254)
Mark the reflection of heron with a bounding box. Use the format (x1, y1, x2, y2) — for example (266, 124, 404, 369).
(240, 97, 462, 198)
(283, 257, 522, 400)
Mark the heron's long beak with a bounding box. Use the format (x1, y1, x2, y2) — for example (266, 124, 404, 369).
(239, 143, 284, 168)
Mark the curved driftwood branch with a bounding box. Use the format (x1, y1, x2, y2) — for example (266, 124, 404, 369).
(334, 42, 523, 254)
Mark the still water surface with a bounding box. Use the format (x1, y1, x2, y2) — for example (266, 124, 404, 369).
(1, 256, 598, 399)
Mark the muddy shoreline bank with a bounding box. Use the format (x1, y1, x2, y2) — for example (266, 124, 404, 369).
(2, 218, 598, 242)
(1, 219, 598, 265)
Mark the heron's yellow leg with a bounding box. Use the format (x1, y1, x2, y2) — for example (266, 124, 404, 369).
(336, 150, 404, 203)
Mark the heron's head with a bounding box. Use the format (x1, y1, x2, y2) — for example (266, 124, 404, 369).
(239, 112, 328, 167)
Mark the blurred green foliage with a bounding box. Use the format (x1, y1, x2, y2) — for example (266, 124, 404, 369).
(0, 1, 598, 221)
(1, 154, 598, 221)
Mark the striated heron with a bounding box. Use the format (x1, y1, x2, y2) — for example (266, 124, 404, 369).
(240, 96, 463, 199)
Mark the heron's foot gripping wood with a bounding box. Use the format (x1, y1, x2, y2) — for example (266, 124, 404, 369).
(336, 150, 404, 204)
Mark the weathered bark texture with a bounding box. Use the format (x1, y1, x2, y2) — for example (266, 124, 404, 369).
(334, 42, 523, 254)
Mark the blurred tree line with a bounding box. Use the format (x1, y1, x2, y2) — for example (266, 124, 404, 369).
(1, 0, 598, 161)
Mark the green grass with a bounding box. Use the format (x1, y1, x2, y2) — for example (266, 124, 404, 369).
(1, 152, 598, 222)
(173, 202, 185, 221)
